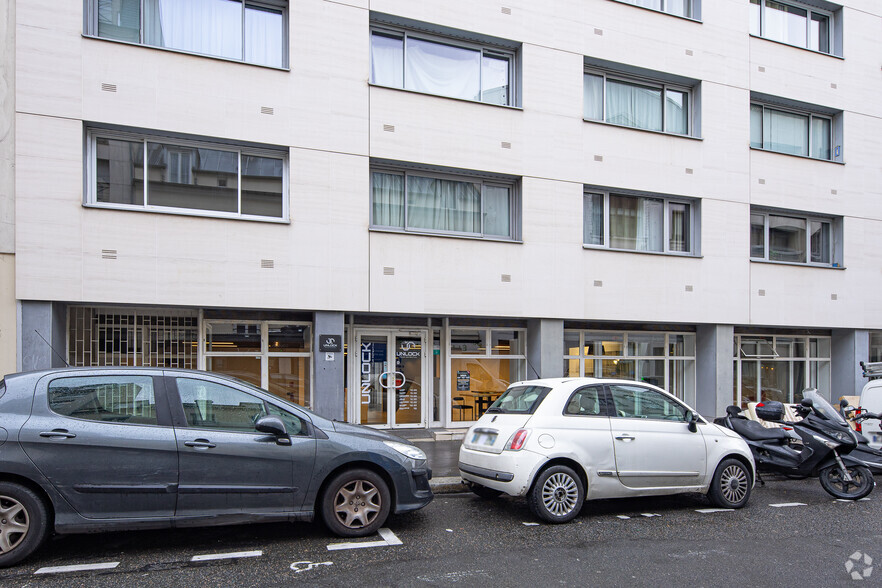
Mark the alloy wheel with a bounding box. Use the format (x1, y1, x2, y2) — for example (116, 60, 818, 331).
(541, 472, 580, 517)
(719, 464, 750, 504)
(0, 495, 29, 554)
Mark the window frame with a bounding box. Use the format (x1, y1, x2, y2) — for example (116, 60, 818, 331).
(584, 68, 696, 137)
(583, 189, 698, 256)
(750, 102, 834, 161)
(750, 208, 841, 268)
(612, 0, 700, 20)
(370, 164, 522, 242)
(85, 127, 289, 223)
(369, 23, 519, 107)
(83, 0, 290, 69)
(750, 0, 837, 56)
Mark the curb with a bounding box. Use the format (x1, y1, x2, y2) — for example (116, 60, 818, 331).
(429, 476, 468, 494)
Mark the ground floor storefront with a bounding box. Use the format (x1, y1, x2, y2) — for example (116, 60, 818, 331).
(15, 301, 876, 429)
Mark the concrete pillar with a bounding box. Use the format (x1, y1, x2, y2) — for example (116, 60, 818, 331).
(19, 301, 67, 371)
(527, 318, 563, 380)
(696, 324, 734, 418)
(832, 329, 868, 400)
(312, 311, 345, 421)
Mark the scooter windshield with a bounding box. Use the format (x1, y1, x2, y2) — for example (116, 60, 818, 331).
(804, 389, 847, 425)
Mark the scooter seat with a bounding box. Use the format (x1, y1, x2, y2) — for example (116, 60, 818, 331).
(729, 417, 791, 441)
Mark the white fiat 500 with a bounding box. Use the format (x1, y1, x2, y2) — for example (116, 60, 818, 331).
(459, 378, 755, 523)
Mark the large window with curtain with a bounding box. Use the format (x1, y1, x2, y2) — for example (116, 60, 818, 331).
(615, 0, 697, 19)
(750, 208, 840, 267)
(371, 165, 520, 240)
(749, 0, 838, 55)
(750, 102, 834, 160)
(87, 0, 288, 68)
(86, 126, 287, 221)
(369, 22, 518, 106)
(584, 69, 694, 136)
(584, 189, 696, 255)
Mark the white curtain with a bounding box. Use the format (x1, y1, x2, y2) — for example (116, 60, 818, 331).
(405, 37, 481, 101)
(637, 198, 664, 252)
(370, 33, 404, 87)
(750, 104, 764, 148)
(481, 55, 509, 105)
(610, 195, 663, 251)
(583, 193, 604, 245)
(583, 74, 603, 121)
(145, 0, 242, 61)
(406, 176, 481, 234)
(811, 117, 831, 160)
(606, 80, 662, 132)
(764, 108, 808, 156)
(665, 90, 688, 134)
(483, 186, 510, 237)
(371, 173, 405, 228)
(764, 1, 807, 47)
(245, 5, 283, 67)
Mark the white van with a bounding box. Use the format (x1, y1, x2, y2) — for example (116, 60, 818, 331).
(858, 362, 882, 448)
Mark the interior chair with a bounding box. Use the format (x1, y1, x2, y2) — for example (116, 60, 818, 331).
(452, 396, 475, 421)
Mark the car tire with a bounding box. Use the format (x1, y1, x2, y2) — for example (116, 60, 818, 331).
(468, 482, 503, 499)
(527, 465, 584, 524)
(707, 458, 752, 509)
(321, 468, 391, 538)
(0, 482, 50, 568)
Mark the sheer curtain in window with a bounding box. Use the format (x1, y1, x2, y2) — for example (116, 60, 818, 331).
(370, 33, 404, 87)
(245, 6, 283, 67)
(606, 80, 662, 131)
(583, 74, 603, 120)
(371, 172, 405, 228)
(482, 186, 511, 237)
(811, 117, 831, 160)
(610, 195, 663, 251)
(144, 0, 243, 60)
(583, 193, 604, 245)
(665, 90, 688, 134)
(764, 1, 807, 47)
(406, 176, 481, 234)
(637, 198, 664, 251)
(764, 108, 808, 156)
(405, 38, 481, 101)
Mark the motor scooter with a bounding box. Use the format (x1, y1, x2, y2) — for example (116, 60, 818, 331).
(716, 389, 874, 500)
(838, 400, 882, 475)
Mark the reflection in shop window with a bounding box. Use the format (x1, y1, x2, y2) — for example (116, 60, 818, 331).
(733, 334, 830, 407)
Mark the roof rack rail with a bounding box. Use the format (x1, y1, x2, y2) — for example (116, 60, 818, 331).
(860, 361, 882, 378)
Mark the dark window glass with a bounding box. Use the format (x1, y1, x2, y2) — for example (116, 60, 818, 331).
(177, 378, 267, 432)
(48, 376, 158, 425)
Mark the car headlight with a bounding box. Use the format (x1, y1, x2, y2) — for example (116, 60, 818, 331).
(384, 441, 426, 461)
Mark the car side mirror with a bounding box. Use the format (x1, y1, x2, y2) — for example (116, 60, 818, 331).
(686, 410, 698, 433)
(255, 415, 289, 444)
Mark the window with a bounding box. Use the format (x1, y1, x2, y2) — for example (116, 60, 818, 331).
(615, 0, 697, 18)
(584, 63, 698, 136)
(750, 208, 841, 266)
(370, 18, 518, 106)
(609, 384, 688, 421)
(564, 330, 696, 404)
(87, 128, 287, 221)
(564, 386, 605, 416)
(177, 378, 267, 432)
(86, 0, 288, 68)
(750, 0, 839, 56)
(371, 165, 520, 241)
(750, 102, 835, 160)
(49, 376, 159, 425)
(734, 334, 831, 407)
(584, 189, 697, 255)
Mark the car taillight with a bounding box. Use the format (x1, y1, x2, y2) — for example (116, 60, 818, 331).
(507, 429, 529, 451)
(855, 408, 863, 433)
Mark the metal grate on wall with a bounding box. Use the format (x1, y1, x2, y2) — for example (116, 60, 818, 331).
(69, 307, 198, 369)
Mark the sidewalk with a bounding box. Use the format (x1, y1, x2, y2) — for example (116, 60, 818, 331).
(394, 429, 468, 494)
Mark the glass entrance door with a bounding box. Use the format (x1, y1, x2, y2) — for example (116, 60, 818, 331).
(353, 330, 427, 428)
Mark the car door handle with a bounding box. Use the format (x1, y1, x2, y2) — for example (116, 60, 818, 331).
(184, 439, 216, 449)
(615, 434, 636, 442)
(39, 430, 76, 439)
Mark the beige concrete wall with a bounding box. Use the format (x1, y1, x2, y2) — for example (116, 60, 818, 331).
(0, 253, 14, 377)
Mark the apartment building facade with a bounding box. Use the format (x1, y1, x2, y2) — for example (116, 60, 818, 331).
(2, 0, 881, 429)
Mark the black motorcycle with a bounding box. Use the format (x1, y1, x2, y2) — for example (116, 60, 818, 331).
(716, 389, 874, 500)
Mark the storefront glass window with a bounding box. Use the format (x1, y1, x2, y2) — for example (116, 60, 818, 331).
(734, 334, 830, 407)
(871, 332, 882, 363)
(206, 323, 261, 353)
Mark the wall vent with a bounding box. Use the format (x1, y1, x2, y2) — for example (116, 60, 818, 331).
(758, 289, 766, 297)
(831, 293, 838, 301)
(260, 259, 274, 269)
(100, 83, 117, 93)
(383, 124, 395, 132)
(593, 155, 603, 162)
(501, 141, 511, 149)
(260, 106, 274, 115)
(685, 168, 693, 175)
(501, 274, 511, 283)
(830, 83, 837, 89)
(101, 249, 117, 260)
(593, 280, 603, 287)
(758, 178, 766, 185)
(831, 189, 838, 195)
(594, 28, 603, 36)
(685, 285, 693, 292)
(757, 66, 766, 72)
(501, 6, 512, 14)
(685, 49, 693, 56)
(383, 266, 395, 275)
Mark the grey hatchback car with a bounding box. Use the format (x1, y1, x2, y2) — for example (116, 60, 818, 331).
(0, 368, 433, 566)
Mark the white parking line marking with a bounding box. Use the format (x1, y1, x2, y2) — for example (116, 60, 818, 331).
(769, 502, 806, 508)
(616, 515, 630, 519)
(522, 522, 540, 526)
(327, 528, 402, 551)
(191, 550, 263, 562)
(35, 562, 120, 575)
(641, 513, 661, 517)
(859, 498, 871, 501)
(695, 508, 734, 514)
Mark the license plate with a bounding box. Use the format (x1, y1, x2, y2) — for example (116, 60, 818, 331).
(471, 432, 497, 446)
(870, 433, 882, 448)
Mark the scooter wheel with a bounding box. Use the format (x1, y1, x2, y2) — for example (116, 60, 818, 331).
(818, 464, 874, 500)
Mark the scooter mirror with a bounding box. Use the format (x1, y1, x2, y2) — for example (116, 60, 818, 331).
(801, 398, 814, 408)
(839, 398, 849, 408)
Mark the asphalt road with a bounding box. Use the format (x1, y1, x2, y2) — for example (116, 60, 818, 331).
(3, 476, 880, 587)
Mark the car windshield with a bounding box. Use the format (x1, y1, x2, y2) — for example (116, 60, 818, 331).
(485, 385, 550, 414)
(804, 389, 846, 424)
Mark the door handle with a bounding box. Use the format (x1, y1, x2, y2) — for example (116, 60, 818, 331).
(615, 434, 636, 442)
(39, 430, 76, 439)
(184, 439, 216, 449)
